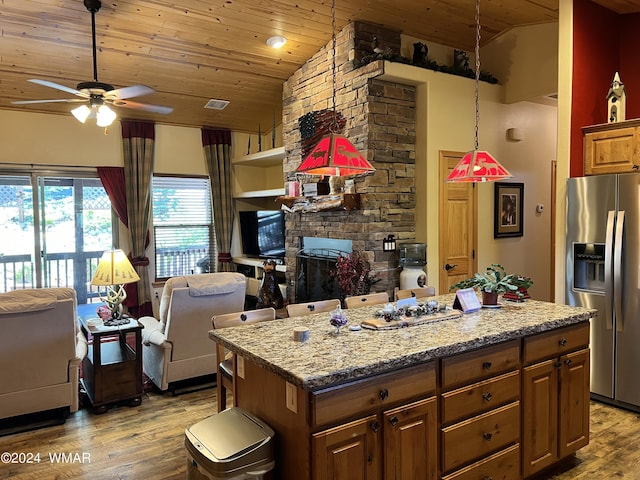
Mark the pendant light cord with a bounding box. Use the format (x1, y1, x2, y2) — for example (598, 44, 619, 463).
(474, 0, 481, 151)
(330, 0, 338, 133)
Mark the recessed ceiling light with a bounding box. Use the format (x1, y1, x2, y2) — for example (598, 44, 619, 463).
(266, 35, 287, 48)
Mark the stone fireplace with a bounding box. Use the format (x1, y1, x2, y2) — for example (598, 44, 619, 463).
(281, 22, 418, 302)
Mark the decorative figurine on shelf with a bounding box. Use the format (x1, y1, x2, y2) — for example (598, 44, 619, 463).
(607, 72, 626, 124)
(256, 260, 284, 309)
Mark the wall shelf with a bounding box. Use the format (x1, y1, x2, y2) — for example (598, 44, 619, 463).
(277, 193, 361, 213)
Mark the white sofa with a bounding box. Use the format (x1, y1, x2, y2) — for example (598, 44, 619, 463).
(138, 273, 246, 392)
(0, 287, 87, 420)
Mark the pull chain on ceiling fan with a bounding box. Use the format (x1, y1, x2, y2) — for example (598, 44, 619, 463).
(12, 0, 173, 127)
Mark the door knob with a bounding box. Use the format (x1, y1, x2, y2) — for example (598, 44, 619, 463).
(445, 263, 458, 271)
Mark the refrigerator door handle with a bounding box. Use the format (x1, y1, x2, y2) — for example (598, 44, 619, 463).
(605, 210, 616, 330)
(614, 210, 625, 332)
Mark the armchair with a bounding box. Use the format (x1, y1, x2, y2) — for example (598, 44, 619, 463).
(0, 287, 87, 421)
(138, 273, 246, 392)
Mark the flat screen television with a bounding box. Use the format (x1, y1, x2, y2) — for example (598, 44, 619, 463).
(238, 210, 286, 259)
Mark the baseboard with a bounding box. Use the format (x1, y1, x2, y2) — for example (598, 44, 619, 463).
(0, 407, 69, 437)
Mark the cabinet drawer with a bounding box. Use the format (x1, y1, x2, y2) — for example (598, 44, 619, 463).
(441, 370, 520, 425)
(441, 340, 520, 390)
(442, 401, 520, 473)
(524, 322, 589, 364)
(312, 362, 435, 428)
(442, 444, 520, 480)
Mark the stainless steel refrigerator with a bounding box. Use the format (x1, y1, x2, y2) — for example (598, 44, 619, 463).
(566, 173, 640, 411)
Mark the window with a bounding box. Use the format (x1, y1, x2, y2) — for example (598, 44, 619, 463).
(0, 173, 114, 302)
(152, 176, 215, 280)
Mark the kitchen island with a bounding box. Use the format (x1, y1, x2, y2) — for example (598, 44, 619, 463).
(209, 295, 596, 480)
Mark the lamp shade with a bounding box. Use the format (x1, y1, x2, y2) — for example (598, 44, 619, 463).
(91, 249, 140, 286)
(445, 150, 512, 183)
(297, 134, 375, 177)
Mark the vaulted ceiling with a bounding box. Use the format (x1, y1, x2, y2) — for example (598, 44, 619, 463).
(1, 0, 636, 133)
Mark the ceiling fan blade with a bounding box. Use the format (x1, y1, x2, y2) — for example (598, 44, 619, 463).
(12, 98, 86, 105)
(28, 79, 87, 97)
(107, 85, 155, 100)
(112, 99, 173, 114)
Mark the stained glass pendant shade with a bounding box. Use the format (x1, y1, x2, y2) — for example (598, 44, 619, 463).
(446, 150, 512, 183)
(296, 133, 375, 177)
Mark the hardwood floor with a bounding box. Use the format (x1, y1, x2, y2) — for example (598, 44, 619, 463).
(1, 394, 639, 479)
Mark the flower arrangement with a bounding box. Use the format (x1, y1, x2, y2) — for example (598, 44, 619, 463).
(329, 250, 379, 299)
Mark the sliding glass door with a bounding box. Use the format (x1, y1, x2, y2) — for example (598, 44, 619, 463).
(0, 173, 114, 303)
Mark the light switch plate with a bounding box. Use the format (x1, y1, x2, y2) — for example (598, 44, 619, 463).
(285, 381, 297, 413)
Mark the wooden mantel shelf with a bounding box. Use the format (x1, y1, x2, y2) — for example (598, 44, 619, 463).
(276, 193, 360, 213)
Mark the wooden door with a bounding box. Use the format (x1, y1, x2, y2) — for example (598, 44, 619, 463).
(522, 359, 559, 477)
(383, 397, 437, 480)
(439, 151, 477, 293)
(559, 348, 590, 458)
(312, 414, 381, 480)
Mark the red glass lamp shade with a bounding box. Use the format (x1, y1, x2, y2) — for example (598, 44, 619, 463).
(445, 150, 512, 183)
(297, 134, 375, 177)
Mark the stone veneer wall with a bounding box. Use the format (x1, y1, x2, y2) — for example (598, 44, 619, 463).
(282, 22, 417, 302)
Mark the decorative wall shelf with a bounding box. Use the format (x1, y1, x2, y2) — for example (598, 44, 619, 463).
(277, 193, 361, 213)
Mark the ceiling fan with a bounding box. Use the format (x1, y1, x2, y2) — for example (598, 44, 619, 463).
(12, 0, 173, 126)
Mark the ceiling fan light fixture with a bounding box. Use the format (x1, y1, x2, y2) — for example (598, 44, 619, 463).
(96, 105, 117, 127)
(266, 35, 287, 48)
(71, 105, 91, 123)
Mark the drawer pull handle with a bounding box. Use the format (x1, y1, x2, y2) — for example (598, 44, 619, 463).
(482, 392, 493, 402)
(483, 432, 493, 441)
(482, 361, 492, 370)
(389, 416, 399, 426)
(482, 477, 494, 480)
(379, 389, 389, 401)
(559, 338, 568, 346)
(370, 421, 381, 433)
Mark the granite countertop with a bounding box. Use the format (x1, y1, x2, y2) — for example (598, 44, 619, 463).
(209, 294, 596, 391)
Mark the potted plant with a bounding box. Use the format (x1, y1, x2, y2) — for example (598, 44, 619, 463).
(449, 264, 533, 305)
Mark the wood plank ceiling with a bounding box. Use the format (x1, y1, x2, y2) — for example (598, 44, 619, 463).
(0, 0, 633, 133)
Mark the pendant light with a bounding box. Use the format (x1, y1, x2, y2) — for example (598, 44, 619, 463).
(446, 0, 511, 183)
(296, 0, 375, 177)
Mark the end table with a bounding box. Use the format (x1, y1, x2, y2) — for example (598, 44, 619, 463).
(79, 317, 144, 414)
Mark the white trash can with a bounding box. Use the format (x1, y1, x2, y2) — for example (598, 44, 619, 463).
(185, 407, 275, 480)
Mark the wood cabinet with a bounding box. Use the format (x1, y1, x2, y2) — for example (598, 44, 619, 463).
(440, 340, 521, 479)
(583, 119, 640, 175)
(522, 323, 590, 477)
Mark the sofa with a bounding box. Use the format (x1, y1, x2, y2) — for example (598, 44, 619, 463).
(0, 287, 87, 420)
(138, 272, 247, 392)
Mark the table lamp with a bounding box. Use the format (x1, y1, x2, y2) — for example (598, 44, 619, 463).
(91, 249, 140, 326)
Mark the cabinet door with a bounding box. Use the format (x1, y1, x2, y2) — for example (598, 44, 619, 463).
(559, 348, 590, 458)
(312, 414, 381, 480)
(584, 127, 639, 175)
(522, 359, 559, 478)
(383, 397, 437, 480)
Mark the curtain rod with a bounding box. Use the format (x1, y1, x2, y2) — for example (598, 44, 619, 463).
(0, 162, 98, 174)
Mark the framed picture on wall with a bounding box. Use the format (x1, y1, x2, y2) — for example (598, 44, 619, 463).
(494, 182, 524, 238)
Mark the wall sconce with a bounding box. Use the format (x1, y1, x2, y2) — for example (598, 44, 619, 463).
(383, 235, 396, 252)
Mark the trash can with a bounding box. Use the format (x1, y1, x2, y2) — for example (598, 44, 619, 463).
(185, 407, 275, 480)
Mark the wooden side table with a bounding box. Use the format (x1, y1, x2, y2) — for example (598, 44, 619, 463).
(79, 317, 144, 413)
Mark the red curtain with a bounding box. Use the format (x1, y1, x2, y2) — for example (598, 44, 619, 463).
(96, 167, 128, 227)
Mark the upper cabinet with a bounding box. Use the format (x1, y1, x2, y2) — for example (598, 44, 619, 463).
(583, 119, 640, 175)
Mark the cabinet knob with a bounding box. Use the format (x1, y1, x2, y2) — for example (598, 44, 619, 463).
(482, 477, 494, 480)
(564, 358, 573, 366)
(482, 361, 492, 370)
(370, 421, 381, 433)
(559, 338, 567, 346)
(555, 361, 563, 369)
(483, 432, 493, 441)
(379, 388, 389, 401)
(633, 164, 639, 170)
(389, 416, 399, 426)
(482, 392, 493, 402)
